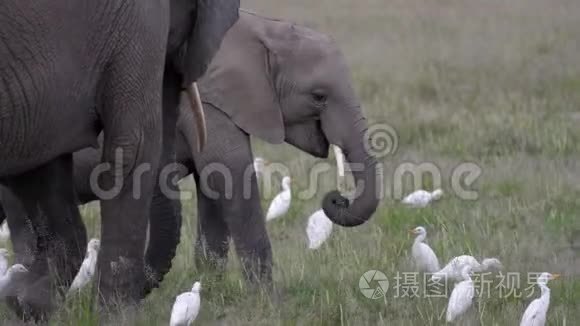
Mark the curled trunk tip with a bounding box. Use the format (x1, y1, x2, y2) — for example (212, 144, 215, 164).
(321, 144, 380, 227)
(323, 190, 365, 227)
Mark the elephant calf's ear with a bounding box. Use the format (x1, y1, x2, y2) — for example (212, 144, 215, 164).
(197, 14, 285, 144)
(182, 0, 241, 85)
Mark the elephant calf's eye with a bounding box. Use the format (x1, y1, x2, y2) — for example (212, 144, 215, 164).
(311, 91, 327, 105)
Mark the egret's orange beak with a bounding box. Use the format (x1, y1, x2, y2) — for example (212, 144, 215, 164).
(408, 229, 416, 234)
(552, 274, 561, 280)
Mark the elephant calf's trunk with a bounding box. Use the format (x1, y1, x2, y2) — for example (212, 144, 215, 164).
(185, 82, 207, 152)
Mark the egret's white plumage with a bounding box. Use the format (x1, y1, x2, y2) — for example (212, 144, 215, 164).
(410, 226, 440, 273)
(0, 249, 10, 276)
(431, 255, 503, 282)
(402, 189, 444, 208)
(266, 176, 292, 221)
(0, 221, 10, 242)
(519, 273, 559, 326)
(170, 281, 201, 326)
(0, 264, 28, 298)
(306, 209, 333, 249)
(446, 265, 475, 323)
(69, 238, 100, 294)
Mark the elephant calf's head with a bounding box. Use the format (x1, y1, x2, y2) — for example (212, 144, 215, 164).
(198, 11, 381, 227)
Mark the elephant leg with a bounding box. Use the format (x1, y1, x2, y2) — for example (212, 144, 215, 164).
(222, 185, 272, 286)
(192, 106, 272, 286)
(0, 187, 37, 319)
(143, 69, 188, 295)
(0, 186, 36, 266)
(96, 109, 160, 303)
(2, 154, 87, 321)
(95, 14, 166, 304)
(193, 168, 231, 274)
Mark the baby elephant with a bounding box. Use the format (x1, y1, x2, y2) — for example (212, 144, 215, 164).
(1, 9, 380, 292)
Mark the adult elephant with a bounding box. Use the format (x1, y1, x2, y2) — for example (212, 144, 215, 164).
(0, 10, 381, 290)
(0, 0, 239, 319)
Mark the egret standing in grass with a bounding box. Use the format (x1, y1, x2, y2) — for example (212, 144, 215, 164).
(431, 255, 503, 282)
(446, 265, 475, 323)
(306, 209, 333, 249)
(410, 226, 440, 273)
(170, 281, 201, 326)
(402, 189, 444, 208)
(68, 238, 100, 294)
(519, 272, 560, 326)
(266, 176, 292, 221)
(0, 249, 9, 276)
(0, 264, 28, 298)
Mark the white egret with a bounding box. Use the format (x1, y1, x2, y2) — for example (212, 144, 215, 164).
(410, 226, 440, 273)
(402, 189, 444, 208)
(446, 265, 475, 323)
(431, 255, 503, 282)
(69, 238, 100, 294)
(170, 281, 202, 326)
(266, 176, 291, 221)
(0, 221, 10, 242)
(0, 264, 28, 298)
(0, 248, 9, 276)
(0, 248, 10, 276)
(519, 272, 559, 326)
(306, 209, 333, 249)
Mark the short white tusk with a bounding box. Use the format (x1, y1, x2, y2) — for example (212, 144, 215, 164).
(333, 145, 345, 178)
(333, 145, 347, 194)
(185, 82, 207, 152)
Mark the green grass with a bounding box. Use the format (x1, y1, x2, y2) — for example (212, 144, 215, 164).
(2, 0, 580, 324)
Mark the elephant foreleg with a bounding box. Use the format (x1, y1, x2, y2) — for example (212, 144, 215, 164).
(95, 11, 166, 303)
(2, 154, 87, 321)
(192, 106, 272, 286)
(0, 187, 37, 319)
(193, 168, 231, 274)
(222, 183, 272, 286)
(0, 186, 36, 266)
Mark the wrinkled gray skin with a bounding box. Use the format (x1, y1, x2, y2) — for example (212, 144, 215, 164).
(0, 0, 239, 320)
(0, 10, 380, 292)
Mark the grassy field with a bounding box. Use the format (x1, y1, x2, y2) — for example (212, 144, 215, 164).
(2, 0, 580, 324)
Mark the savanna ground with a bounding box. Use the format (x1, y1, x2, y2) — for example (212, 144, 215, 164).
(2, 0, 580, 324)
